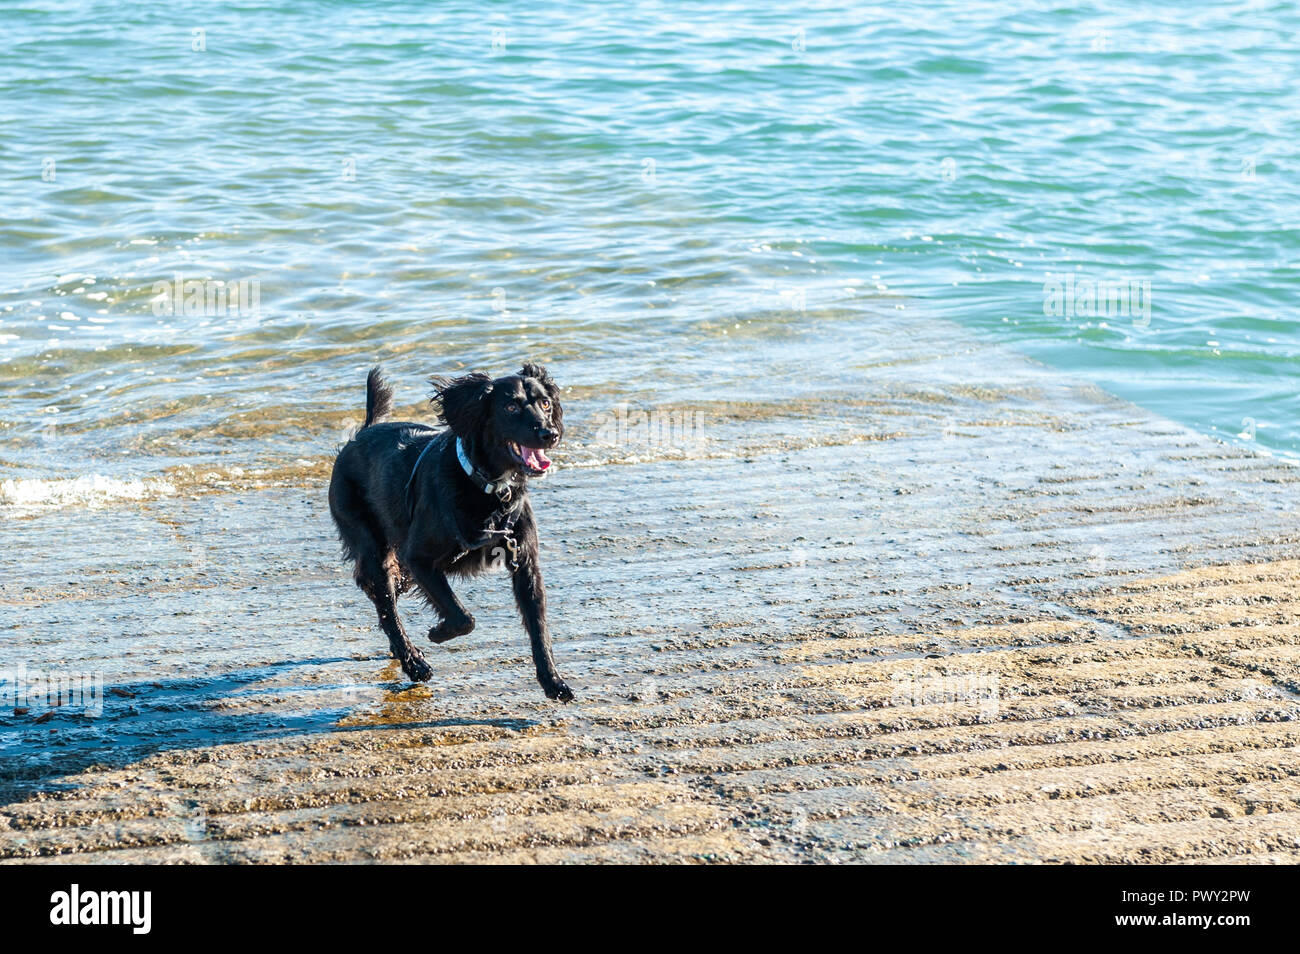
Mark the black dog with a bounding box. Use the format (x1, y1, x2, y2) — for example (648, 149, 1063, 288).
(328, 363, 573, 702)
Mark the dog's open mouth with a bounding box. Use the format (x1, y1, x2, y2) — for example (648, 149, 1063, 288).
(508, 442, 552, 476)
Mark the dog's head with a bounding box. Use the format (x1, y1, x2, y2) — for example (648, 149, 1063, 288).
(432, 362, 564, 479)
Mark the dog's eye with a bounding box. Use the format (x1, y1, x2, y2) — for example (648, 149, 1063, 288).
(506, 403, 519, 413)
(538, 399, 551, 411)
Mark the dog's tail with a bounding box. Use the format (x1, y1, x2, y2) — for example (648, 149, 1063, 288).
(363, 366, 394, 429)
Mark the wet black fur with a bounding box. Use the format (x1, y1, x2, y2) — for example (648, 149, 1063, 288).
(328, 364, 572, 701)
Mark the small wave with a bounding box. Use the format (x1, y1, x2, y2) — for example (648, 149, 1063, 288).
(0, 474, 176, 509)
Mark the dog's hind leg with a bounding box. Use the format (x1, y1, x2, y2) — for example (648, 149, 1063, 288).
(357, 553, 434, 681)
(333, 490, 433, 682)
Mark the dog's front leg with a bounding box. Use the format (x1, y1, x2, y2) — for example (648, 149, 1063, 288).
(404, 551, 476, 644)
(510, 547, 573, 703)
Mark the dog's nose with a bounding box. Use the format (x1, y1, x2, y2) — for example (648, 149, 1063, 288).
(538, 427, 557, 445)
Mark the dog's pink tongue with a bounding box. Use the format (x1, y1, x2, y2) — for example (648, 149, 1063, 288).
(523, 446, 551, 470)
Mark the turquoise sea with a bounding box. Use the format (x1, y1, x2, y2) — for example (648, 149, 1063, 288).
(2, 0, 1298, 503)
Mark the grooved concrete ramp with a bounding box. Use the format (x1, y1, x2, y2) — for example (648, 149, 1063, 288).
(3, 345, 1300, 863)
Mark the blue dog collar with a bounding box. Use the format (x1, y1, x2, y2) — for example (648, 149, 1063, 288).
(456, 436, 513, 496)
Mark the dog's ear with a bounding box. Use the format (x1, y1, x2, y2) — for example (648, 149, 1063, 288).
(520, 362, 563, 436)
(431, 372, 493, 438)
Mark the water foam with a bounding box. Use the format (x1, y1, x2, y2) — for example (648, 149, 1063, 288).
(0, 474, 175, 509)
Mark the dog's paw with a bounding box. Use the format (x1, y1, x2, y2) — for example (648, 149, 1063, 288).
(541, 677, 575, 703)
(428, 615, 475, 644)
(402, 652, 434, 682)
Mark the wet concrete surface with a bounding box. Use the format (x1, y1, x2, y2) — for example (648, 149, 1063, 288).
(3, 334, 1300, 863)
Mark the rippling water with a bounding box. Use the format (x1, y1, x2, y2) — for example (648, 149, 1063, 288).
(2, 0, 1298, 506)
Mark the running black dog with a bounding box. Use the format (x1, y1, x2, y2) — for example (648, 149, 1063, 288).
(328, 363, 573, 702)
